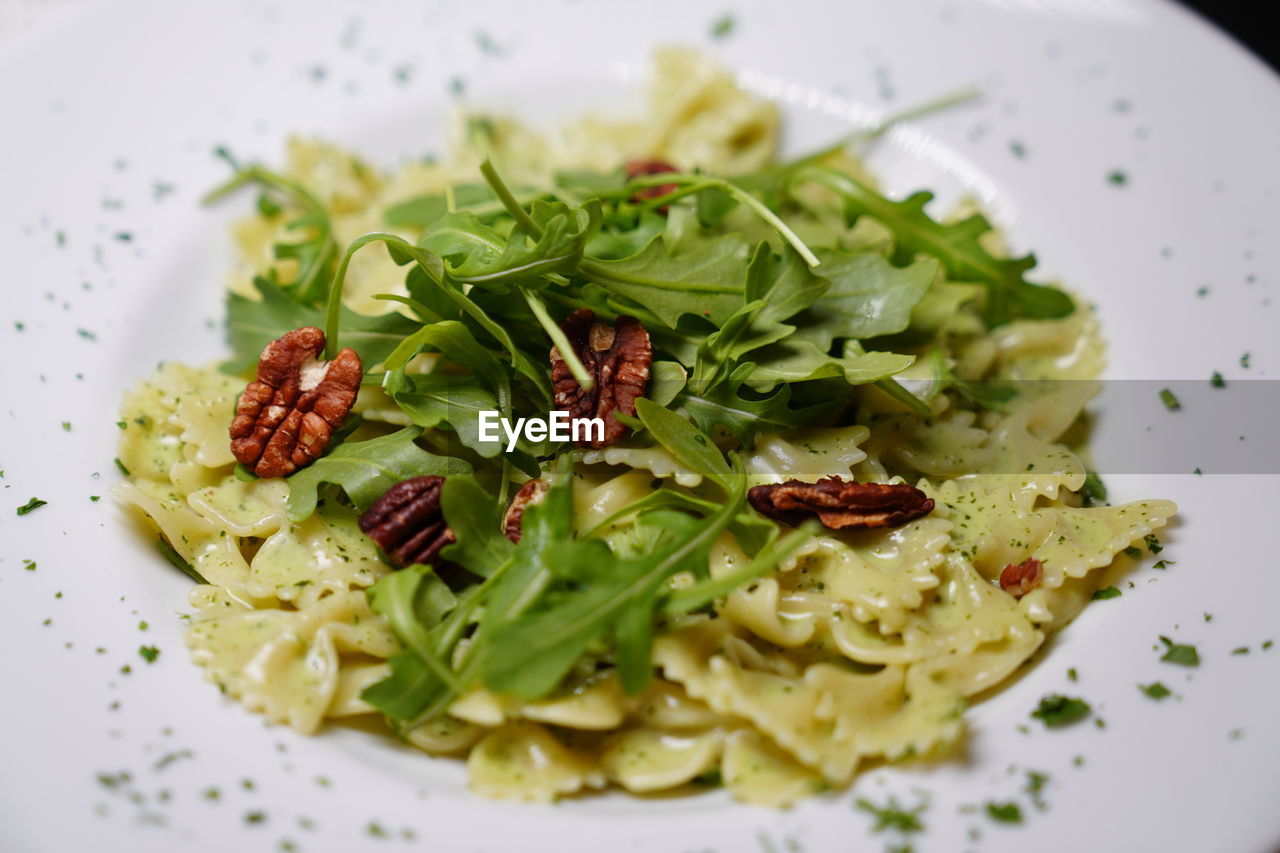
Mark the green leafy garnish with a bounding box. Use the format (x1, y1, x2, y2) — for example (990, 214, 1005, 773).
(154, 537, 207, 584)
(1080, 471, 1108, 506)
(1091, 586, 1121, 600)
(284, 428, 469, 522)
(792, 166, 1074, 326)
(16, 497, 47, 516)
(1030, 694, 1091, 727)
(1158, 636, 1199, 667)
(1139, 682, 1171, 700)
(855, 796, 926, 833)
(138, 645, 160, 663)
(984, 801, 1023, 824)
(1159, 387, 1181, 411)
(224, 277, 419, 374)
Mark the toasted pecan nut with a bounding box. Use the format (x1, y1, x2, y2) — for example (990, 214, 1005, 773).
(999, 557, 1043, 598)
(551, 309, 652, 448)
(747, 477, 935, 530)
(358, 476, 455, 567)
(503, 479, 549, 543)
(230, 327, 362, 478)
(626, 159, 680, 211)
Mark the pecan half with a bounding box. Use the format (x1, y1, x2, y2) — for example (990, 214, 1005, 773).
(358, 476, 455, 568)
(626, 159, 680, 211)
(999, 557, 1043, 599)
(230, 327, 362, 478)
(551, 309, 652, 448)
(747, 477, 935, 530)
(503, 479, 549, 543)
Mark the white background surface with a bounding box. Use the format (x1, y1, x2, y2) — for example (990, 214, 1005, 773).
(1, 1, 1278, 851)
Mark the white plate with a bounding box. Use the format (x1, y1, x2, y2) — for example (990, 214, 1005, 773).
(2, 1, 1278, 851)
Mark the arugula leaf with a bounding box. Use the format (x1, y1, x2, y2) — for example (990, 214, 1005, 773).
(383, 184, 501, 229)
(337, 233, 551, 407)
(363, 565, 472, 721)
(419, 200, 601, 287)
(688, 243, 830, 394)
(678, 365, 842, 444)
(793, 167, 1074, 326)
(745, 243, 830, 324)
(439, 477, 515, 573)
(634, 398, 733, 492)
(582, 232, 751, 327)
(284, 427, 469, 522)
(392, 376, 502, 457)
(789, 249, 937, 348)
(741, 340, 913, 391)
(155, 537, 207, 584)
(585, 211, 667, 260)
(204, 164, 338, 304)
(649, 361, 688, 407)
(224, 277, 418, 374)
(481, 476, 745, 698)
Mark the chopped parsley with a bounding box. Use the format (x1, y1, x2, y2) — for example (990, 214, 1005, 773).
(1144, 534, 1163, 555)
(984, 801, 1023, 824)
(1030, 694, 1091, 727)
(1158, 387, 1181, 411)
(1152, 559, 1172, 569)
(855, 796, 926, 833)
(1241, 352, 1251, 369)
(244, 810, 267, 825)
(1091, 586, 1121, 600)
(23, 559, 36, 571)
(114, 457, 130, 476)
(138, 645, 160, 663)
(16, 497, 48, 516)
(1158, 636, 1199, 667)
(1107, 169, 1128, 186)
(1067, 667, 1078, 682)
(1123, 545, 1142, 559)
(1025, 771, 1049, 808)
(1231, 646, 1250, 655)
(1210, 371, 1226, 388)
(710, 13, 736, 38)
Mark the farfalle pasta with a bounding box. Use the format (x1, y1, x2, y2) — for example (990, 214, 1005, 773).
(115, 50, 1174, 806)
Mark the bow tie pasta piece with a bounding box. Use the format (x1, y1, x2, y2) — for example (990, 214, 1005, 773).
(745, 425, 871, 485)
(186, 589, 398, 733)
(466, 722, 605, 802)
(600, 727, 724, 793)
(653, 619, 965, 787)
(246, 503, 391, 608)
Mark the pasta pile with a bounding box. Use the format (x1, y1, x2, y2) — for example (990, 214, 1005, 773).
(116, 51, 1174, 805)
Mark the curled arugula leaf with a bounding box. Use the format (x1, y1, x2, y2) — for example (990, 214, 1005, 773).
(792, 166, 1073, 326)
(223, 277, 419, 374)
(204, 164, 338, 304)
(419, 200, 602, 288)
(284, 427, 469, 522)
